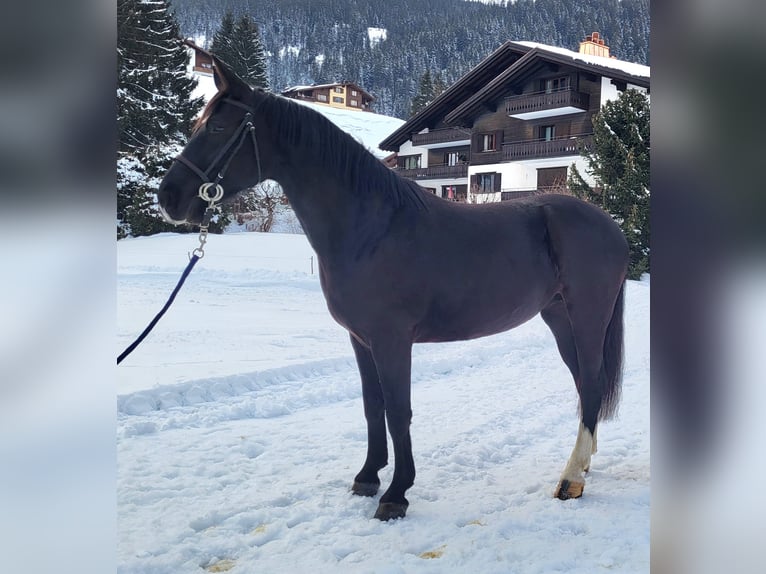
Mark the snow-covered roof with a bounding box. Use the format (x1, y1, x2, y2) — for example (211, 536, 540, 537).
(380, 37, 649, 151)
(514, 41, 650, 78)
(282, 82, 372, 97)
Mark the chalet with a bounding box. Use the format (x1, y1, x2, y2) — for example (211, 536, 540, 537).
(281, 83, 374, 112)
(379, 33, 650, 202)
(186, 39, 213, 75)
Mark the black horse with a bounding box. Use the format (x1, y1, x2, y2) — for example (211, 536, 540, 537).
(158, 59, 628, 521)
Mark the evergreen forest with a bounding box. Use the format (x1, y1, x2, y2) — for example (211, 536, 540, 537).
(170, 0, 650, 118)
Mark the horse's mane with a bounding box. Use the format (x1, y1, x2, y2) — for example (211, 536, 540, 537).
(251, 88, 428, 212)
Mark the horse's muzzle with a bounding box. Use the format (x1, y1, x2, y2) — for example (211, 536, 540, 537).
(157, 181, 203, 225)
(157, 203, 187, 225)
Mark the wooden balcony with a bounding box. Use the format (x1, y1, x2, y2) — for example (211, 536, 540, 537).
(396, 163, 469, 180)
(503, 135, 593, 161)
(505, 88, 590, 120)
(411, 127, 471, 149)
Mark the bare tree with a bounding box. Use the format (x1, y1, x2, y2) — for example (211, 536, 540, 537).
(231, 180, 287, 232)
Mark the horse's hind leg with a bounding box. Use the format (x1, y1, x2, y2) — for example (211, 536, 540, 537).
(541, 297, 597, 498)
(349, 334, 388, 497)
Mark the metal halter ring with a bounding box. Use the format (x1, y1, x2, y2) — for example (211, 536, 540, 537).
(198, 182, 224, 204)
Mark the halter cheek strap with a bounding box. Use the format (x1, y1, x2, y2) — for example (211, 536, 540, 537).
(173, 97, 263, 192)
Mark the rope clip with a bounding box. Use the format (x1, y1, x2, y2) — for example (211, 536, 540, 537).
(190, 183, 224, 260)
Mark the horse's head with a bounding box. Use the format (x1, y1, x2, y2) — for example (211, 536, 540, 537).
(158, 58, 266, 225)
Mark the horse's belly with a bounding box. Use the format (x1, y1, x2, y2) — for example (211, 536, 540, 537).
(414, 298, 543, 343)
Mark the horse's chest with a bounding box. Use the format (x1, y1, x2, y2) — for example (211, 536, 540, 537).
(318, 267, 363, 329)
(318, 264, 403, 338)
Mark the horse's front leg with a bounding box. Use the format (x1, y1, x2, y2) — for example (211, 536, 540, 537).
(369, 335, 415, 521)
(349, 334, 388, 497)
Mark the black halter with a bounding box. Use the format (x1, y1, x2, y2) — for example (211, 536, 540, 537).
(174, 97, 263, 188)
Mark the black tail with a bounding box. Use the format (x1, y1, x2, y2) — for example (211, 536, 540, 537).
(599, 281, 625, 421)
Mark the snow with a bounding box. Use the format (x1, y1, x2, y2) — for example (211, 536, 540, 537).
(292, 99, 404, 159)
(279, 45, 301, 59)
(190, 71, 404, 159)
(367, 27, 387, 47)
(466, 0, 516, 5)
(117, 231, 649, 573)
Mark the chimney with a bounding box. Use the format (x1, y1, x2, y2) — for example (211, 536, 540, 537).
(579, 31, 611, 58)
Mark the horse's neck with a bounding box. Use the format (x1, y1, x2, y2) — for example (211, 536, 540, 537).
(277, 165, 393, 261)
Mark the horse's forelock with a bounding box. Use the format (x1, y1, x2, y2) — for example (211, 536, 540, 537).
(192, 90, 226, 135)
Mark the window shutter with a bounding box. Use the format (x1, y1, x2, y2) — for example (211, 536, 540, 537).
(494, 130, 503, 150)
(493, 172, 501, 192)
(471, 133, 481, 153)
(470, 174, 478, 187)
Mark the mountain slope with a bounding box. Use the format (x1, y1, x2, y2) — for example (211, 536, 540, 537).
(172, 0, 650, 118)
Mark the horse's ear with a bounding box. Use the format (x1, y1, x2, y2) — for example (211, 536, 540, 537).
(212, 56, 251, 99)
(212, 57, 227, 91)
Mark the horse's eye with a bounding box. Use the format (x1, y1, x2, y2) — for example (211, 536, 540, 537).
(208, 123, 226, 133)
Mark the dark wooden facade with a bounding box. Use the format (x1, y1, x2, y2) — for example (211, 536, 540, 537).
(379, 36, 649, 201)
(468, 67, 603, 167)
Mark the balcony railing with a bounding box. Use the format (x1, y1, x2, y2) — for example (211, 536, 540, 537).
(503, 135, 593, 160)
(411, 128, 471, 148)
(505, 88, 590, 119)
(396, 163, 469, 180)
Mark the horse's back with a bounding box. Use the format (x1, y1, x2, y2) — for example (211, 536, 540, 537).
(410, 193, 627, 342)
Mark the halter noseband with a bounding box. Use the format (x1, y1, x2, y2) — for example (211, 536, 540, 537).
(173, 97, 263, 206)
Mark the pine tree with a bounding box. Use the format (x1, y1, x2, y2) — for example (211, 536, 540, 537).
(431, 71, 447, 101)
(409, 70, 434, 116)
(569, 89, 650, 279)
(118, 0, 202, 152)
(234, 15, 270, 89)
(211, 13, 269, 89)
(209, 11, 237, 73)
(409, 69, 448, 117)
(117, 0, 204, 238)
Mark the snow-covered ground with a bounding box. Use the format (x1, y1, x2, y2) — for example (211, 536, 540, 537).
(117, 231, 649, 573)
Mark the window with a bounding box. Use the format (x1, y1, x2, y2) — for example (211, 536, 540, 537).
(334, 86, 344, 93)
(441, 185, 467, 201)
(400, 155, 421, 170)
(474, 173, 500, 193)
(541, 76, 569, 93)
(480, 133, 495, 152)
(537, 166, 568, 191)
(350, 99, 358, 107)
(317, 94, 327, 102)
(539, 125, 555, 141)
(333, 96, 344, 104)
(446, 151, 460, 166)
(351, 90, 358, 96)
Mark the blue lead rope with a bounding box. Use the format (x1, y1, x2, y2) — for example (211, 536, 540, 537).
(118, 187, 222, 365)
(117, 253, 201, 365)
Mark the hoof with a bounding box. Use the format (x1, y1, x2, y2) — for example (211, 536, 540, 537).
(352, 481, 380, 497)
(555, 479, 584, 500)
(374, 501, 408, 521)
